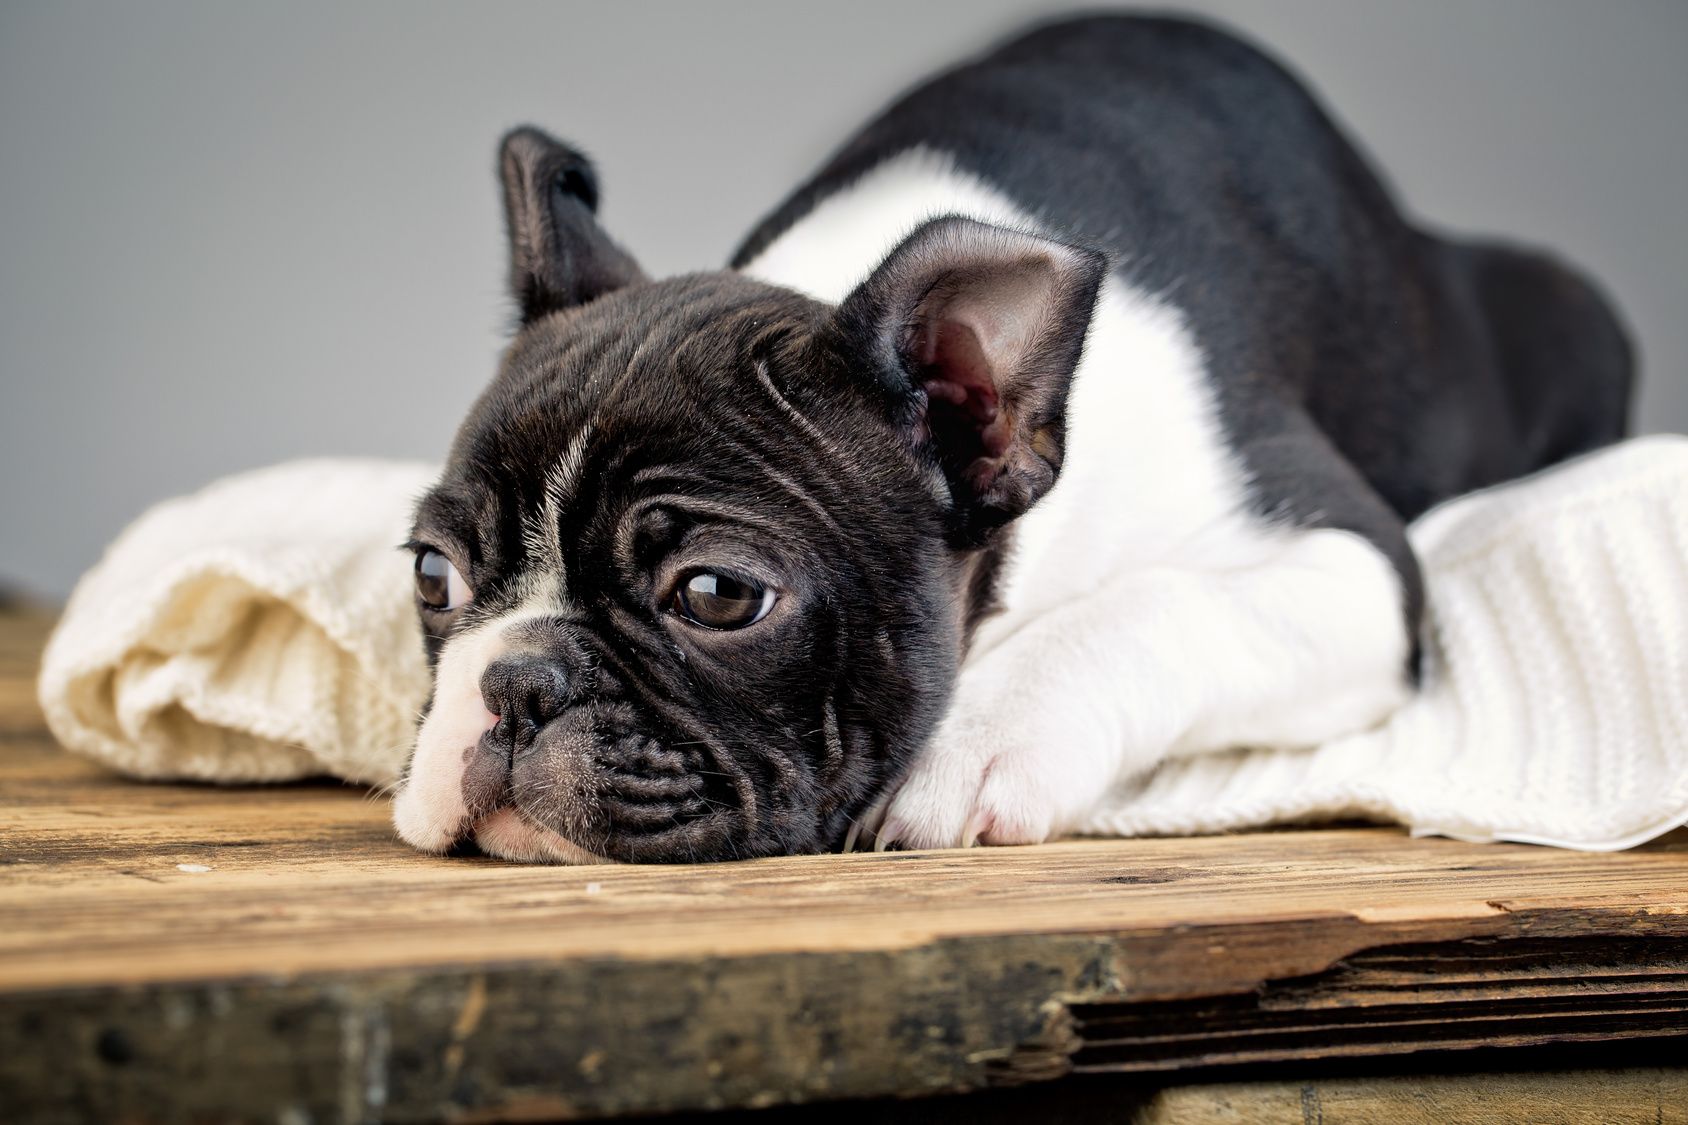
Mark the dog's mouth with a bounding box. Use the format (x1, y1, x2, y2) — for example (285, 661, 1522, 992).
(449, 700, 749, 864)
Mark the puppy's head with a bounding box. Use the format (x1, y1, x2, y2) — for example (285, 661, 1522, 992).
(392, 128, 1104, 863)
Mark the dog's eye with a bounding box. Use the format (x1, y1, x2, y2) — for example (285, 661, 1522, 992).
(415, 549, 472, 611)
(671, 572, 775, 630)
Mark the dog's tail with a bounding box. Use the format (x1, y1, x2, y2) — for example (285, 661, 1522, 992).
(1451, 240, 1635, 471)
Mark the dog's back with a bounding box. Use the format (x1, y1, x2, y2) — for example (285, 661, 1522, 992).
(737, 15, 1633, 521)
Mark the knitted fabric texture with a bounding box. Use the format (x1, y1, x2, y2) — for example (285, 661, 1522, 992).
(37, 438, 1688, 849)
(1084, 434, 1688, 850)
(38, 459, 436, 785)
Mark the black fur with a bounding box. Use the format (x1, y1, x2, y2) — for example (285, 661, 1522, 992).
(413, 272, 964, 861)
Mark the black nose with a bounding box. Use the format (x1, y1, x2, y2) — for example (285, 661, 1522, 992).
(481, 654, 573, 756)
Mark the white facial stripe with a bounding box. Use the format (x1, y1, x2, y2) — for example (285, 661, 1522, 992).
(551, 424, 594, 499)
(524, 425, 595, 571)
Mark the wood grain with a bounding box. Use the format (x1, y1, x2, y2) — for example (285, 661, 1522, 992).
(1135, 1069, 1688, 1125)
(1, 610, 1685, 1122)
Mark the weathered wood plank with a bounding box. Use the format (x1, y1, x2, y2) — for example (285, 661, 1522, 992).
(645, 1068, 1688, 1124)
(1073, 934, 1688, 1071)
(1133, 1068, 1688, 1125)
(2, 611, 1686, 1122)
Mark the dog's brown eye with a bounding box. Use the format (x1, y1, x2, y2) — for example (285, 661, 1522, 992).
(672, 572, 775, 630)
(415, 549, 472, 611)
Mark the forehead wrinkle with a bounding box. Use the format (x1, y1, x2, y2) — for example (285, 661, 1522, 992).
(709, 421, 847, 544)
(591, 301, 705, 420)
(752, 359, 858, 476)
(628, 463, 704, 490)
(621, 492, 795, 547)
(604, 282, 798, 408)
(522, 285, 855, 583)
(491, 314, 645, 479)
(555, 323, 692, 487)
(609, 478, 753, 587)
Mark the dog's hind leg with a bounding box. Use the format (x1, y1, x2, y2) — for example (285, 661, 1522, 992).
(1450, 241, 1634, 469)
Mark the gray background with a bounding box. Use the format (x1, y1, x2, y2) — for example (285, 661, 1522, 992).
(3, 1, 1684, 600)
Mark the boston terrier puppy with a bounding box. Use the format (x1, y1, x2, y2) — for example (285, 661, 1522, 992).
(392, 15, 1631, 863)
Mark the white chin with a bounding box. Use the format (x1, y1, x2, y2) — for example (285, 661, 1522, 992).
(472, 807, 610, 865)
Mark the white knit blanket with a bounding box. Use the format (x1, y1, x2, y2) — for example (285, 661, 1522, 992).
(39, 460, 437, 785)
(38, 438, 1688, 851)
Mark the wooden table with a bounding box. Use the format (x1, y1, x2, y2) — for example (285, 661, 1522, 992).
(2, 610, 1685, 1123)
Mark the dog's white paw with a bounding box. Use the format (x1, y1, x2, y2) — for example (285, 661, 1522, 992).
(864, 600, 1179, 852)
(874, 728, 1052, 850)
(873, 679, 1112, 851)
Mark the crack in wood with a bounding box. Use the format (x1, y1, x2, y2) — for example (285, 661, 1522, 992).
(1073, 933, 1688, 1074)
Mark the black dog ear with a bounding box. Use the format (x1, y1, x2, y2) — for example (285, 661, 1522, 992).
(833, 217, 1106, 541)
(499, 126, 645, 324)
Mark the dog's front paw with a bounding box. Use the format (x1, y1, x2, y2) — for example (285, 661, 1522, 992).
(861, 625, 1149, 852)
(872, 693, 1106, 850)
(872, 727, 1045, 850)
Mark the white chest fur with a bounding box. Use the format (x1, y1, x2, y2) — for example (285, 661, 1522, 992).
(739, 148, 1262, 643)
(742, 147, 1414, 850)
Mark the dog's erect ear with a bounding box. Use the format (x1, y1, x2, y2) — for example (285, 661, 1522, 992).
(833, 217, 1106, 541)
(499, 126, 645, 324)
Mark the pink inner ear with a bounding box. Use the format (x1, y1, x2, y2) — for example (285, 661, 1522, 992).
(919, 317, 1014, 458)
